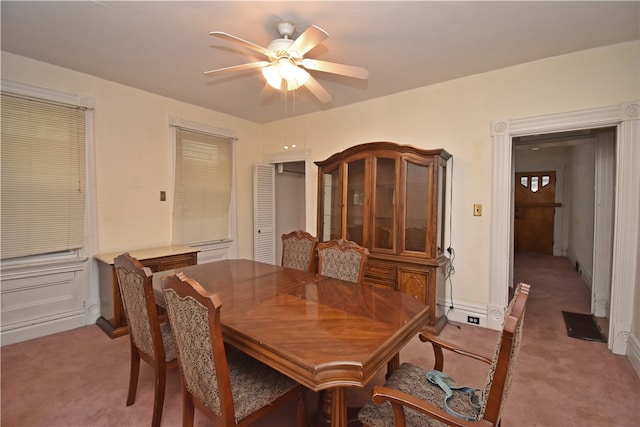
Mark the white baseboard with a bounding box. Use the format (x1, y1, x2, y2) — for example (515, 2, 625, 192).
(443, 300, 488, 328)
(627, 332, 640, 379)
(1, 314, 85, 346)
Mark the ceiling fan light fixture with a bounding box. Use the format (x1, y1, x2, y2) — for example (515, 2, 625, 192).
(262, 64, 283, 90)
(263, 59, 310, 91)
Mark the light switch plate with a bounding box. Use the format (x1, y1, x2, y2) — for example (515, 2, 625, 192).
(473, 204, 482, 216)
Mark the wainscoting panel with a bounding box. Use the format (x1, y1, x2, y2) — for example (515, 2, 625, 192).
(1, 259, 86, 346)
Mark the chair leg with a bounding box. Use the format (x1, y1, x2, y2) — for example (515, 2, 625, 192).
(182, 391, 195, 427)
(126, 344, 141, 406)
(151, 364, 167, 427)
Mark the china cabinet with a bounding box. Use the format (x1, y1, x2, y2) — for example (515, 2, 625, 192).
(316, 142, 451, 333)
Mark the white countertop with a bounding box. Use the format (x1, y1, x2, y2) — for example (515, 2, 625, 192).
(94, 245, 198, 265)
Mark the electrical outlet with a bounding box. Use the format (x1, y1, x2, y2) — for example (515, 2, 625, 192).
(467, 316, 480, 324)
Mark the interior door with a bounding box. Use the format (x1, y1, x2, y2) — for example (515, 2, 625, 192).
(514, 171, 559, 254)
(253, 163, 276, 264)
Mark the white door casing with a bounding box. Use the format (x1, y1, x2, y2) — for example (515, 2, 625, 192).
(490, 100, 639, 355)
(592, 130, 615, 317)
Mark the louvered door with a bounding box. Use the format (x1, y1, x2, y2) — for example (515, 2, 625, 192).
(253, 163, 276, 264)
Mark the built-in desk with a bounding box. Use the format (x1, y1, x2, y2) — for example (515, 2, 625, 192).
(95, 245, 198, 338)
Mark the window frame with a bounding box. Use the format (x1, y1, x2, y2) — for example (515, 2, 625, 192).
(169, 116, 237, 251)
(0, 80, 96, 265)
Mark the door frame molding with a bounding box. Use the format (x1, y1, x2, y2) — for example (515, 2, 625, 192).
(261, 149, 315, 233)
(490, 101, 639, 355)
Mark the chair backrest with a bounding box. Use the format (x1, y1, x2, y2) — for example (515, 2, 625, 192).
(480, 282, 530, 424)
(281, 230, 318, 272)
(317, 238, 369, 283)
(161, 272, 235, 423)
(114, 253, 166, 361)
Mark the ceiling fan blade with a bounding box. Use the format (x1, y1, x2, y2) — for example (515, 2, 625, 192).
(209, 31, 274, 59)
(304, 75, 332, 103)
(204, 61, 270, 76)
(301, 58, 369, 80)
(288, 25, 329, 56)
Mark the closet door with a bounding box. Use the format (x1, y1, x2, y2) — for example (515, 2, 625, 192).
(253, 163, 276, 264)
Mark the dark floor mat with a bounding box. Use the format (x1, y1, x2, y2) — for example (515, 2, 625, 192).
(562, 311, 606, 342)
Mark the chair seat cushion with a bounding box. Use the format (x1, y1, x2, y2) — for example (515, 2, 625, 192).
(227, 349, 300, 422)
(358, 363, 480, 427)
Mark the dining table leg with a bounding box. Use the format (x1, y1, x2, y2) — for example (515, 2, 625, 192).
(330, 387, 347, 427)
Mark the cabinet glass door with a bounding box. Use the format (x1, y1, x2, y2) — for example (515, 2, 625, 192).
(373, 157, 396, 251)
(404, 160, 430, 254)
(345, 159, 365, 245)
(321, 168, 341, 241)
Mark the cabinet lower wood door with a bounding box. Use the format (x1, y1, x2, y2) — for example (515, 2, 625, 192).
(95, 246, 198, 338)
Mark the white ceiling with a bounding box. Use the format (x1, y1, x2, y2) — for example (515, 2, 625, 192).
(2, 1, 638, 124)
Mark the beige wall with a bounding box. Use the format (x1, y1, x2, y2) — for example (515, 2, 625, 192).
(262, 41, 639, 308)
(2, 41, 638, 318)
(1, 52, 263, 258)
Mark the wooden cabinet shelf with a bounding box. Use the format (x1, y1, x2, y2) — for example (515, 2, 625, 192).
(316, 142, 451, 334)
(95, 245, 198, 338)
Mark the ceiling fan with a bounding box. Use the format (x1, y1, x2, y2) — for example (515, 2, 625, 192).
(204, 21, 369, 103)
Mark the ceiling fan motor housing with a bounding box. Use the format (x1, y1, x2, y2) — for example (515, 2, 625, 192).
(267, 38, 297, 58)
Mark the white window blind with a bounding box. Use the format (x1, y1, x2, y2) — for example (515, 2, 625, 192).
(173, 128, 232, 245)
(1, 92, 87, 260)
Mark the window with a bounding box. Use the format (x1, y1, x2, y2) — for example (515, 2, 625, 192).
(172, 126, 234, 245)
(1, 91, 87, 260)
(519, 173, 551, 193)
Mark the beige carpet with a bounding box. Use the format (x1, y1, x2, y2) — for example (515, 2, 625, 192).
(1, 253, 639, 426)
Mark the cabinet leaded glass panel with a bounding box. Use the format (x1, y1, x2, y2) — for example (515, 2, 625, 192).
(404, 161, 429, 252)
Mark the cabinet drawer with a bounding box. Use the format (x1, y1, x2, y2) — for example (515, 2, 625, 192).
(365, 261, 396, 280)
(140, 260, 161, 272)
(363, 278, 394, 291)
(159, 253, 197, 270)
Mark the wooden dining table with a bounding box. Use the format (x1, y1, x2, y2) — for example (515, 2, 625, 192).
(152, 259, 429, 427)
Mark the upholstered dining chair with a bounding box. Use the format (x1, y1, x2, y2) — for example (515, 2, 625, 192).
(317, 238, 369, 283)
(358, 282, 531, 427)
(113, 253, 178, 427)
(281, 230, 318, 272)
(161, 272, 307, 427)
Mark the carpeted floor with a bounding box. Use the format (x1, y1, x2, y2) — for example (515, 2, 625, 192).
(1, 253, 639, 426)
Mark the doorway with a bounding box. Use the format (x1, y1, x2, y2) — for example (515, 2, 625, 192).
(513, 128, 615, 320)
(255, 149, 313, 265)
(489, 101, 638, 355)
(275, 161, 306, 263)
